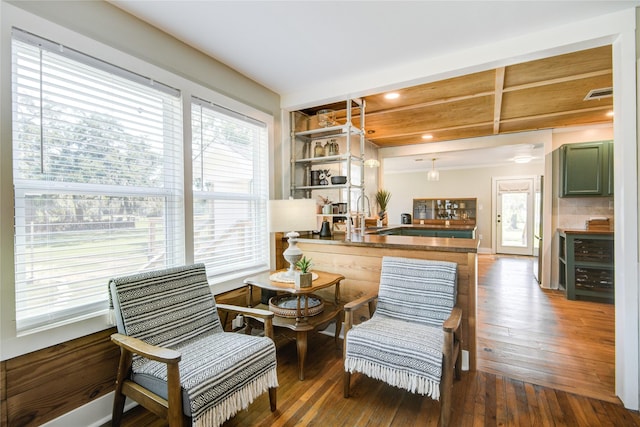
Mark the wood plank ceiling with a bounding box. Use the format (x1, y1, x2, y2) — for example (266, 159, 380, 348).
(303, 46, 613, 148)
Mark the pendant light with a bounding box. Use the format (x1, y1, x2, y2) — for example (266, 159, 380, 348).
(427, 158, 440, 181)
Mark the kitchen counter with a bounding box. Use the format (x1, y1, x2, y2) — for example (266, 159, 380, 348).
(558, 228, 613, 235)
(297, 231, 479, 253)
(375, 224, 478, 231)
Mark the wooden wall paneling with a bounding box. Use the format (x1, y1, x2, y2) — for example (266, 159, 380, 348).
(4, 328, 119, 427)
(1, 361, 7, 427)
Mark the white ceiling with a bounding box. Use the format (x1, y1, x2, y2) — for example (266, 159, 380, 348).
(110, 1, 635, 169)
(111, 1, 636, 99)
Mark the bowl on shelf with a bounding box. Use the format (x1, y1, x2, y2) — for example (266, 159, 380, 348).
(331, 176, 347, 185)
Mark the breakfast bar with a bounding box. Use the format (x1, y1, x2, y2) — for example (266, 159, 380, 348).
(286, 230, 480, 371)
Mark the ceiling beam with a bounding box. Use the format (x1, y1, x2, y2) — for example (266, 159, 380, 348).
(503, 69, 611, 92)
(493, 67, 505, 134)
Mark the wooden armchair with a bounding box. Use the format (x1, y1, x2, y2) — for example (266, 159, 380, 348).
(109, 263, 278, 427)
(343, 256, 462, 427)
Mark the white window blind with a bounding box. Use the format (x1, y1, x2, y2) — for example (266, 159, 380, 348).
(11, 28, 184, 332)
(191, 97, 269, 280)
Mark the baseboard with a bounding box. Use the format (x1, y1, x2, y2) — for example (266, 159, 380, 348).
(41, 392, 137, 427)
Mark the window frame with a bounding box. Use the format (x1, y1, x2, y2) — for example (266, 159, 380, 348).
(1, 7, 275, 358)
(190, 97, 270, 284)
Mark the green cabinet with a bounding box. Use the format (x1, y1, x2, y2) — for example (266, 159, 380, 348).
(436, 230, 475, 238)
(558, 231, 614, 303)
(559, 140, 613, 197)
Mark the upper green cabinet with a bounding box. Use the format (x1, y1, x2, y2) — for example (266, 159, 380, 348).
(559, 140, 613, 197)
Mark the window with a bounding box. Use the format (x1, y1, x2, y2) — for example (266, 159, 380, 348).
(191, 97, 269, 280)
(11, 29, 184, 332)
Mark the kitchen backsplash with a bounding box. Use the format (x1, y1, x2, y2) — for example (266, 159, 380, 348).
(557, 197, 614, 229)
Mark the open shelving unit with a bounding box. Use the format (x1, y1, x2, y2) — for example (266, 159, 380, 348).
(290, 99, 366, 237)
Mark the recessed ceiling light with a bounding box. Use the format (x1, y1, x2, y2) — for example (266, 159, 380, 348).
(422, 134, 433, 140)
(514, 155, 533, 164)
(384, 92, 399, 100)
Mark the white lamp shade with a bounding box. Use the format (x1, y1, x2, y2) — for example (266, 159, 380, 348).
(269, 198, 318, 232)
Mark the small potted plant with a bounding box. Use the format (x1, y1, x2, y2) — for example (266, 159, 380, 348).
(375, 189, 391, 226)
(317, 195, 333, 214)
(294, 256, 313, 288)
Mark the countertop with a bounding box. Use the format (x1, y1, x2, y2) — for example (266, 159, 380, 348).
(296, 231, 479, 253)
(370, 224, 477, 232)
(558, 228, 614, 235)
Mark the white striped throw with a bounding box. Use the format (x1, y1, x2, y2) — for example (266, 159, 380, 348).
(110, 264, 278, 427)
(345, 256, 457, 400)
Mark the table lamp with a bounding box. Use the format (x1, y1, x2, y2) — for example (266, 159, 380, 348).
(269, 198, 318, 278)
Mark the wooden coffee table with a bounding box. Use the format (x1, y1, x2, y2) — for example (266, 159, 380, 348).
(243, 270, 345, 380)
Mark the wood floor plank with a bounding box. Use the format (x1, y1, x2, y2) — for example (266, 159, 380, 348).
(477, 254, 617, 403)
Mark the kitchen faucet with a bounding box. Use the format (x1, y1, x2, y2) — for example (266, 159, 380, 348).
(356, 194, 371, 233)
(356, 194, 371, 217)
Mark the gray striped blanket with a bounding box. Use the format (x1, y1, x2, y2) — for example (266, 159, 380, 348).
(344, 256, 457, 400)
(110, 264, 278, 427)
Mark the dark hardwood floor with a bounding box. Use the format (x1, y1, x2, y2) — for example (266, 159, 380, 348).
(111, 254, 636, 426)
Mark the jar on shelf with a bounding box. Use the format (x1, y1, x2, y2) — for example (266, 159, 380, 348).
(313, 141, 324, 157)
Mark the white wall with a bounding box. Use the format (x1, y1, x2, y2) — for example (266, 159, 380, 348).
(384, 162, 543, 252)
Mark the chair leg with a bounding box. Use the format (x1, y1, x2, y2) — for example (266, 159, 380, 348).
(334, 317, 342, 348)
(112, 349, 132, 427)
(269, 387, 277, 412)
(343, 370, 351, 398)
(111, 388, 126, 427)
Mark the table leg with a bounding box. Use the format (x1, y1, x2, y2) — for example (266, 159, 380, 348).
(246, 285, 253, 308)
(296, 330, 308, 381)
(334, 314, 342, 348)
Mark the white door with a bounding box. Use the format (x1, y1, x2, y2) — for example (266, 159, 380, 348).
(495, 177, 535, 255)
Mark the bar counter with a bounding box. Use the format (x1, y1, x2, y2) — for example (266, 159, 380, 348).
(297, 231, 479, 253)
(285, 230, 479, 371)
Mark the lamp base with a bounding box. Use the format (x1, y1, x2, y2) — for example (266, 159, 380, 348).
(283, 231, 303, 276)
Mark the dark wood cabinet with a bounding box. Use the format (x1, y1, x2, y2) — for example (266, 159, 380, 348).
(559, 230, 613, 303)
(559, 140, 613, 197)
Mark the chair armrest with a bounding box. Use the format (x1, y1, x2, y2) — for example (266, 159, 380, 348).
(111, 333, 181, 364)
(217, 303, 274, 320)
(216, 303, 276, 341)
(344, 293, 378, 312)
(343, 293, 378, 357)
(443, 307, 462, 333)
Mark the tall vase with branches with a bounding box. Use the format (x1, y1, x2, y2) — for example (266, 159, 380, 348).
(375, 189, 391, 225)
